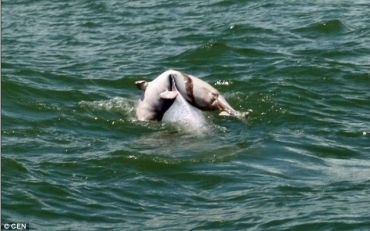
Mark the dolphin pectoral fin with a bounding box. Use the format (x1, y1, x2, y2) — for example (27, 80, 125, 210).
(135, 80, 149, 91)
(159, 90, 178, 99)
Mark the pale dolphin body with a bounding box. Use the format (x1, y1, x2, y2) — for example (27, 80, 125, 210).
(135, 70, 178, 121)
(162, 77, 207, 130)
(168, 70, 248, 118)
(135, 69, 249, 121)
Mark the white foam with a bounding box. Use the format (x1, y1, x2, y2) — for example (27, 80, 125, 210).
(79, 97, 135, 114)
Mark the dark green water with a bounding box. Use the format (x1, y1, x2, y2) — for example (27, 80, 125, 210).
(2, 0, 370, 230)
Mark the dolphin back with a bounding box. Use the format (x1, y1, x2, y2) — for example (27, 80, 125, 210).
(162, 91, 206, 130)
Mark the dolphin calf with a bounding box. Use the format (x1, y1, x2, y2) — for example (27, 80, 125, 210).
(168, 70, 248, 118)
(135, 69, 248, 121)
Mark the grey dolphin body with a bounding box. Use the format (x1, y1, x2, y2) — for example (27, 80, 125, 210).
(162, 78, 206, 130)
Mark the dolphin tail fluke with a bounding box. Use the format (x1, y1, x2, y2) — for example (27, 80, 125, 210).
(216, 95, 249, 119)
(218, 110, 249, 119)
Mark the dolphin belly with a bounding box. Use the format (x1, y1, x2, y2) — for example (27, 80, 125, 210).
(162, 90, 207, 130)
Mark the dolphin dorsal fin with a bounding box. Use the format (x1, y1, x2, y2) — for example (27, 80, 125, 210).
(135, 80, 148, 91)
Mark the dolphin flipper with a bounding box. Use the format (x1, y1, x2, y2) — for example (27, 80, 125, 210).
(135, 80, 148, 91)
(159, 90, 178, 99)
